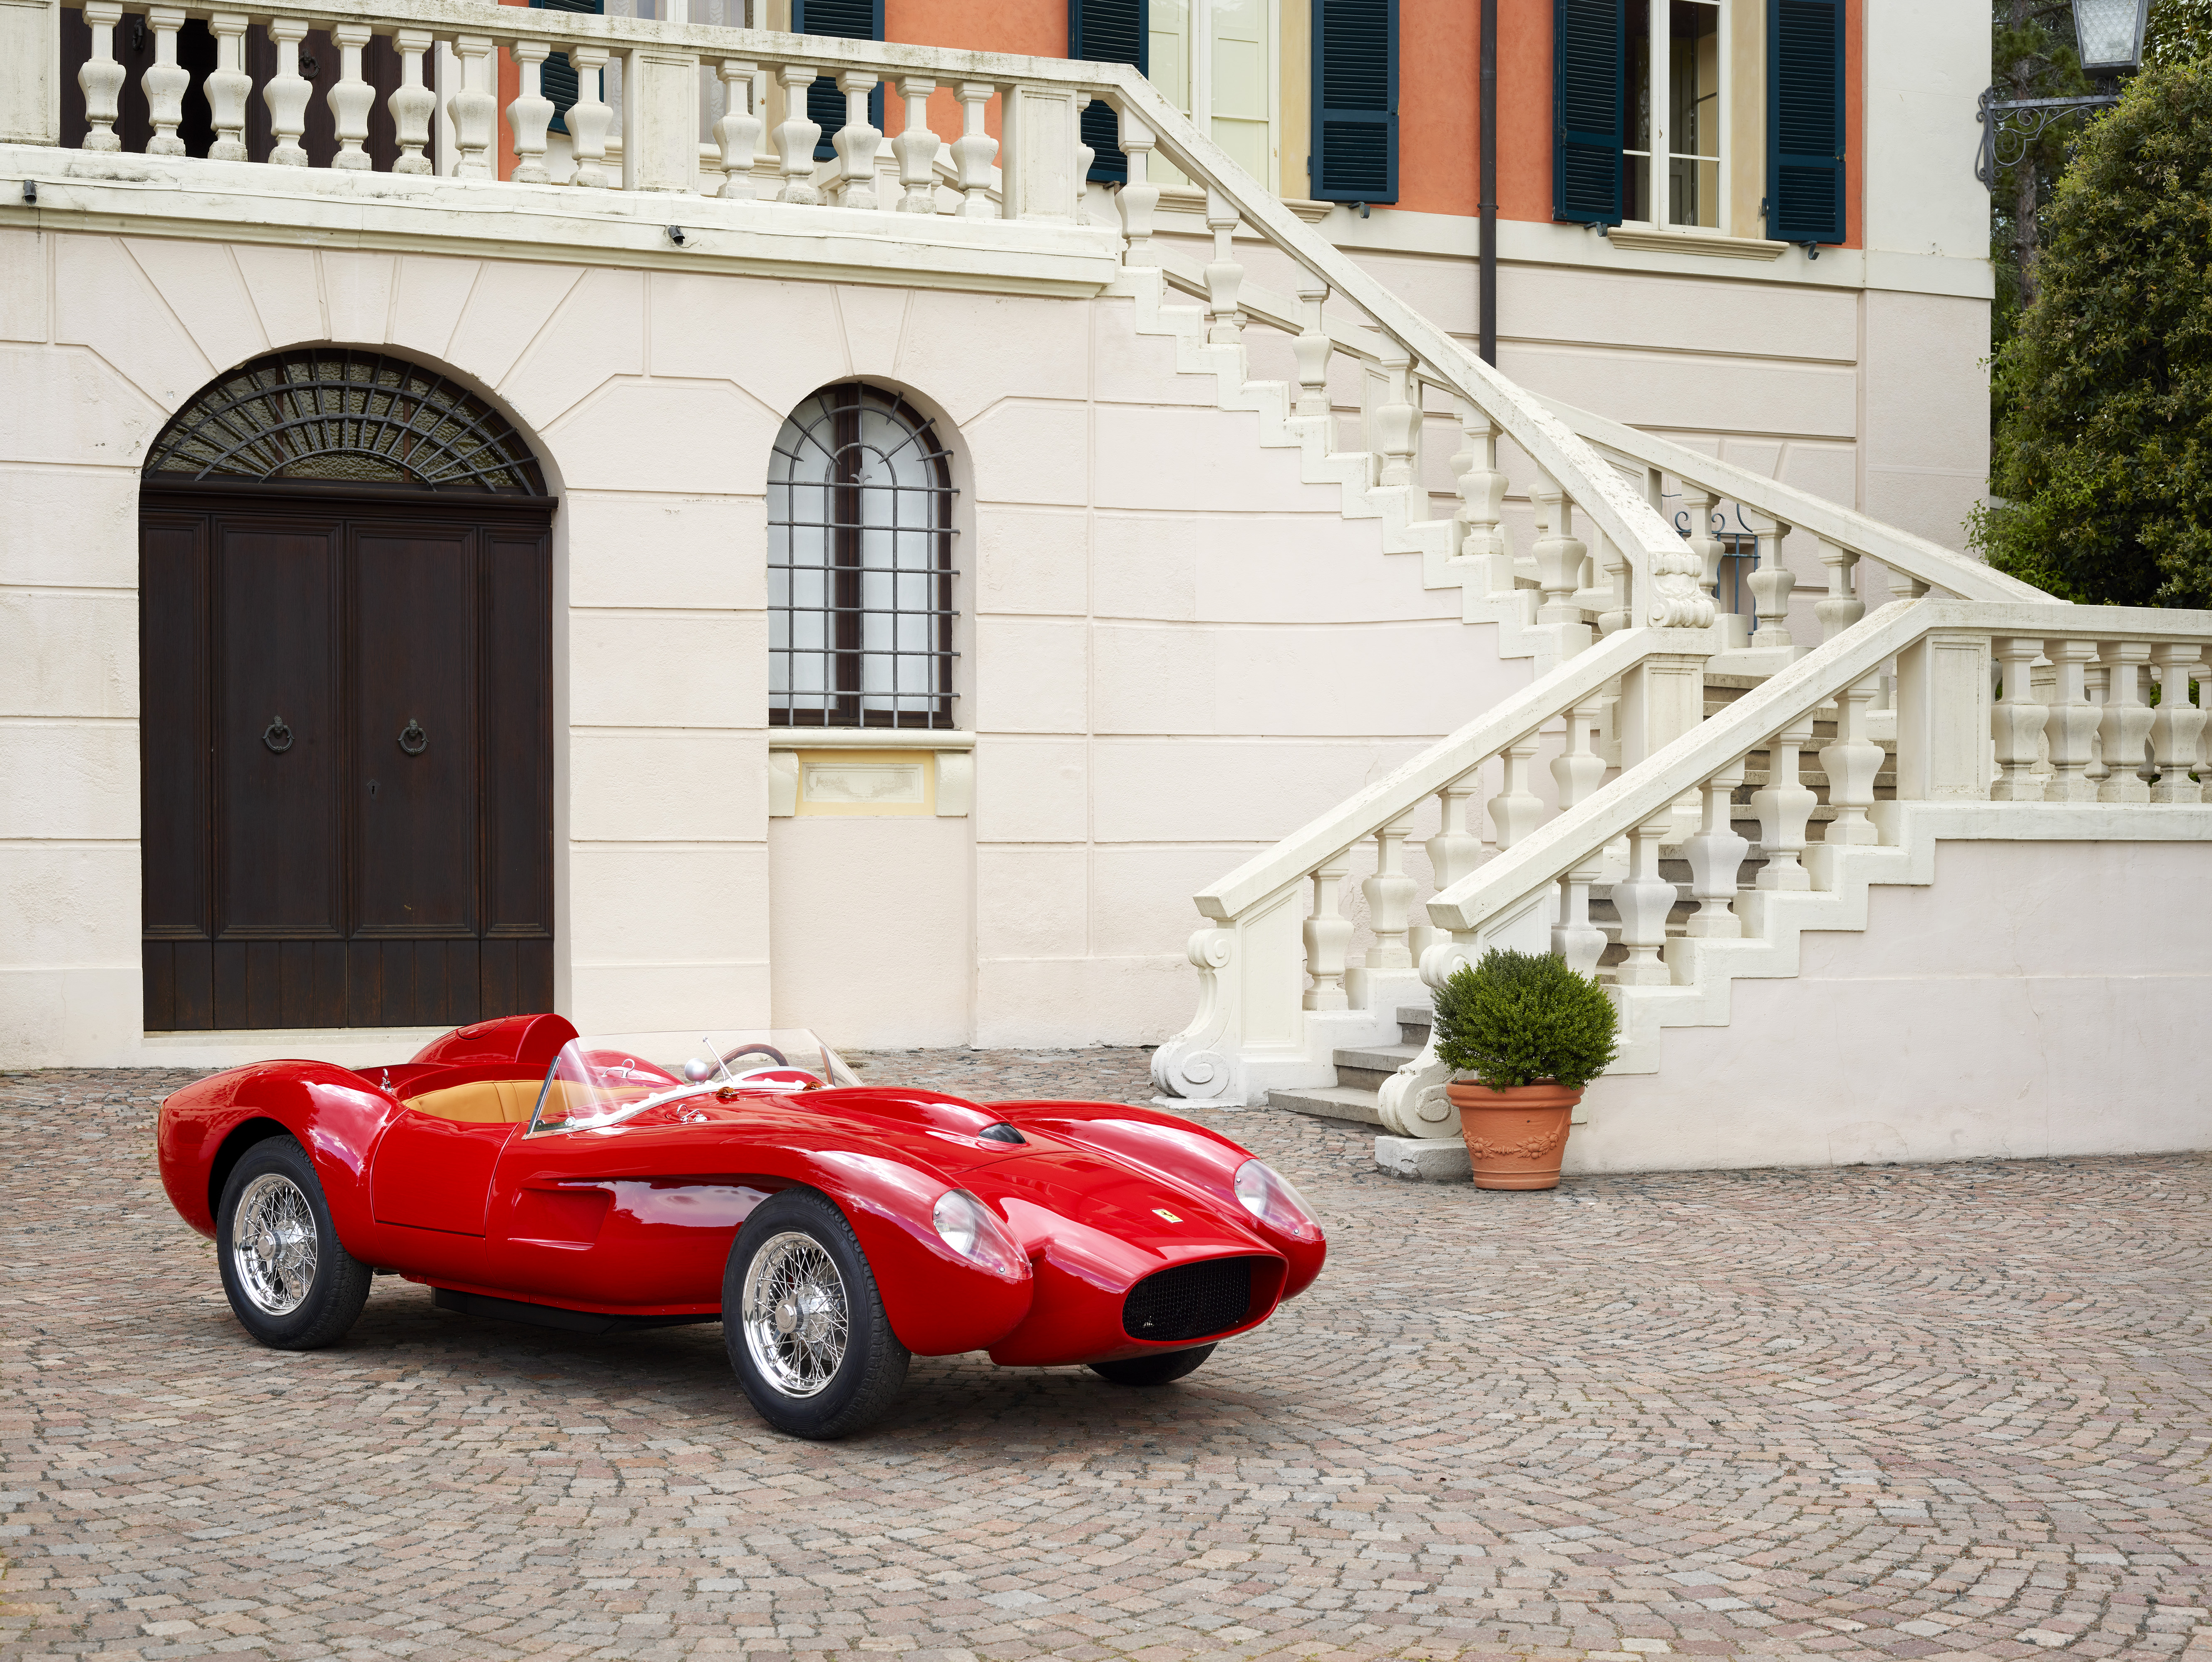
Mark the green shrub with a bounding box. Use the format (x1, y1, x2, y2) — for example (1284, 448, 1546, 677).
(1974, 61, 2212, 605)
(1430, 948, 1619, 1090)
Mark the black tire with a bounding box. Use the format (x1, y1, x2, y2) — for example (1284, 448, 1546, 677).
(1088, 1344, 1217, 1387)
(214, 1135, 373, 1350)
(722, 1189, 909, 1439)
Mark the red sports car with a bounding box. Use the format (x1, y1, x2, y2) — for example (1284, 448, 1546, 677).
(156, 1014, 1326, 1438)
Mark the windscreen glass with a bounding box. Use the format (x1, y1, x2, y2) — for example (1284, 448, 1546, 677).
(528, 1029, 859, 1135)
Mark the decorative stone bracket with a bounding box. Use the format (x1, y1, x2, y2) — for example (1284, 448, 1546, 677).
(768, 729, 975, 818)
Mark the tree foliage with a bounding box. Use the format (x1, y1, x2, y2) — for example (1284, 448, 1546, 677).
(1974, 60, 2212, 605)
(1430, 949, 1619, 1091)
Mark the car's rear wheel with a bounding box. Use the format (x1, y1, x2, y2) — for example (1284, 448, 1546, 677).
(722, 1189, 909, 1439)
(215, 1136, 373, 1350)
(1088, 1344, 1217, 1387)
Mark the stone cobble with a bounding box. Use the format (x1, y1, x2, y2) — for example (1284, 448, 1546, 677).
(1, 1054, 2207, 1662)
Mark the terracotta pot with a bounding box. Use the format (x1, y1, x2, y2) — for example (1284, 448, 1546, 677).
(1446, 1081, 1581, 1190)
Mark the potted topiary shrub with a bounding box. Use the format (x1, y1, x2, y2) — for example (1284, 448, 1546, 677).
(1431, 947, 1619, 1190)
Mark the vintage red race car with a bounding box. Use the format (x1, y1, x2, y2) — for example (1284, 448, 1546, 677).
(156, 1015, 1326, 1438)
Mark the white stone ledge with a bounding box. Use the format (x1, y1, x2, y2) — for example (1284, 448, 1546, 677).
(0, 145, 1122, 298)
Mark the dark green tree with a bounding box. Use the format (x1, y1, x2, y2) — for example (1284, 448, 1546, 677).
(1974, 60, 2212, 605)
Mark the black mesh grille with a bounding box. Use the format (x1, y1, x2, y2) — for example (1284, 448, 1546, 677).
(1122, 1257, 1256, 1344)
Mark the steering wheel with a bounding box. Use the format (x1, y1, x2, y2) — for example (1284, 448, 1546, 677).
(719, 1042, 789, 1069)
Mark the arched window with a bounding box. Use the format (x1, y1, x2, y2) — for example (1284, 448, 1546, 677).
(767, 382, 956, 730)
(143, 348, 545, 494)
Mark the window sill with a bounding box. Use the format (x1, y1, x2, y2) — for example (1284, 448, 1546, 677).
(767, 729, 975, 751)
(1603, 226, 1789, 261)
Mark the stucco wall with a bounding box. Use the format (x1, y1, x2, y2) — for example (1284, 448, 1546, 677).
(1570, 839, 2212, 1173)
(0, 225, 1532, 1065)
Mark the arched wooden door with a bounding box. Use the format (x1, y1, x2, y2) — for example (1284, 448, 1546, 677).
(139, 350, 556, 1031)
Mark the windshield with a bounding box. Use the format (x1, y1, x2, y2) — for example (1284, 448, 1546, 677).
(528, 1029, 861, 1135)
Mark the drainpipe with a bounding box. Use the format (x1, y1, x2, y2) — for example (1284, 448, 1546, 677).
(1478, 0, 1497, 365)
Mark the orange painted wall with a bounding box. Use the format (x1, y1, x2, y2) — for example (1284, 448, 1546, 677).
(884, 0, 1064, 141)
(498, 0, 529, 181)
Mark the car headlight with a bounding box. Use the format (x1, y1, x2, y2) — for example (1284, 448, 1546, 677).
(1233, 1159, 1321, 1242)
(932, 1189, 1028, 1279)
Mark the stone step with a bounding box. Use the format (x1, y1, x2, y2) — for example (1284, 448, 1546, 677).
(1331, 1039, 1422, 1093)
(1266, 1084, 1385, 1127)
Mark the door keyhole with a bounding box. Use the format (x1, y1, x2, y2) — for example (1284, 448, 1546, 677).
(367, 779, 380, 798)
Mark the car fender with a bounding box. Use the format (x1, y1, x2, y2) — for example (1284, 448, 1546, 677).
(986, 1100, 1326, 1300)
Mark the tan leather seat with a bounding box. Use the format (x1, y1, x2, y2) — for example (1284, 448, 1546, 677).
(400, 1078, 546, 1124)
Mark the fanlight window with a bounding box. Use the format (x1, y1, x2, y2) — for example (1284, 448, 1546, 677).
(143, 348, 546, 494)
(768, 382, 957, 730)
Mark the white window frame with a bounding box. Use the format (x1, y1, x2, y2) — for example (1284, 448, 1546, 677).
(1623, 0, 1731, 235)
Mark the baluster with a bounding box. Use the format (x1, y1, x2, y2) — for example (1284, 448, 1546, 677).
(2084, 661, 2112, 787)
(2097, 642, 2155, 805)
(1747, 518, 1795, 651)
(1530, 477, 1590, 636)
(1409, 779, 1481, 970)
(1820, 674, 1884, 847)
(1551, 698, 1609, 976)
(1373, 350, 1419, 489)
(713, 60, 764, 198)
(1072, 94, 1095, 212)
(1489, 737, 1543, 852)
(1894, 572, 1932, 601)
(1681, 760, 1749, 938)
(2042, 638, 2103, 802)
(1202, 190, 1244, 346)
(890, 75, 939, 212)
(1302, 860, 1354, 1012)
(773, 65, 823, 203)
(1451, 403, 1507, 562)
(951, 81, 998, 218)
(1115, 105, 1158, 261)
(1611, 817, 1676, 987)
(142, 7, 190, 155)
(264, 18, 312, 166)
(832, 71, 881, 208)
(326, 23, 376, 171)
(206, 12, 251, 161)
(447, 34, 497, 179)
(506, 40, 555, 183)
(1596, 534, 1631, 636)
(1292, 281, 1332, 418)
(2150, 644, 2207, 805)
(1991, 637, 2050, 802)
(78, 1, 124, 152)
(565, 43, 611, 188)
(1362, 818, 1417, 975)
(1814, 541, 1864, 642)
(1681, 484, 1725, 619)
(1753, 718, 1816, 891)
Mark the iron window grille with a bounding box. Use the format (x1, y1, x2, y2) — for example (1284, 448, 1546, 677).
(768, 382, 958, 730)
(142, 348, 545, 493)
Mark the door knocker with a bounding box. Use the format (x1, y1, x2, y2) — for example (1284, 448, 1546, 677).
(263, 715, 293, 754)
(397, 718, 427, 756)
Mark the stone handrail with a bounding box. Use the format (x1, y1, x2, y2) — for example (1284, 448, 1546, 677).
(1544, 397, 2053, 607)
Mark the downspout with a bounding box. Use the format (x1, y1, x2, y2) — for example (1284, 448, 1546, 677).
(1478, 0, 1498, 365)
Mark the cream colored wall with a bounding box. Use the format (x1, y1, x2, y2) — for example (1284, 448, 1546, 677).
(1571, 839, 2212, 1172)
(0, 225, 1523, 1065)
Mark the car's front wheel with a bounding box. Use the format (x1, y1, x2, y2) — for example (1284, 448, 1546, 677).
(1088, 1344, 1216, 1387)
(215, 1135, 373, 1349)
(722, 1189, 909, 1439)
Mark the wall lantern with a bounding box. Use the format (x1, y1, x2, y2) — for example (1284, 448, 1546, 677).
(2072, 0, 2150, 74)
(1976, 0, 2144, 188)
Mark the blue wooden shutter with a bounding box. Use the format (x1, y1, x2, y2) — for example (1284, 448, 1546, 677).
(1767, 0, 1845, 243)
(1552, 0, 1622, 224)
(792, 0, 884, 160)
(1069, 0, 1146, 182)
(530, 0, 601, 136)
(1310, 0, 1397, 203)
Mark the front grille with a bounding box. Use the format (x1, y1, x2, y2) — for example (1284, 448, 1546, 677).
(1122, 1257, 1257, 1344)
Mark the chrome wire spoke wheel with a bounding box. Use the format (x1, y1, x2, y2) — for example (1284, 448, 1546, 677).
(230, 1172, 319, 1316)
(741, 1232, 851, 1398)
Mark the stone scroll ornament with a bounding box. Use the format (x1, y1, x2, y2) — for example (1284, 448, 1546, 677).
(1147, 927, 1237, 1101)
(1373, 936, 1474, 1139)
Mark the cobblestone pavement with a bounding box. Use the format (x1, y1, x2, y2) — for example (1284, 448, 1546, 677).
(2, 1056, 2207, 1662)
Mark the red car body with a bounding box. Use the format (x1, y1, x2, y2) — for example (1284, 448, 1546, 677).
(156, 1014, 1326, 1367)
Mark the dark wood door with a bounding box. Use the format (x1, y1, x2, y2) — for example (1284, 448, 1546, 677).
(142, 484, 555, 1031)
